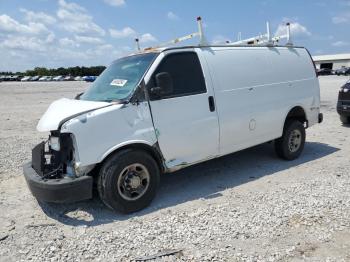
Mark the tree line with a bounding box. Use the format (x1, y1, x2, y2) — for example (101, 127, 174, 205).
(0, 66, 106, 77)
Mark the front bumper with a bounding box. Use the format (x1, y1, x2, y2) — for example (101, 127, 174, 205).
(337, 101, 350, 117)
(23, 162, 93, 203)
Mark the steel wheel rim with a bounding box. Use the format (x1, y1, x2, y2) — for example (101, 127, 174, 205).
(117, 163, 150, 201)
(288, 129, 302, 153)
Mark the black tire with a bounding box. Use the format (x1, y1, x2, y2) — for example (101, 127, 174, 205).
(340, 115, 350, 124)
(275, 120, 306, 160)
(98, 149, 160, 213)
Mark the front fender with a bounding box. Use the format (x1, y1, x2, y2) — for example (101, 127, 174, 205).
(61, 102, 157, 167)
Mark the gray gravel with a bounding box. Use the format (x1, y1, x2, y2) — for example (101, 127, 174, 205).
(0, 76, 350, 261)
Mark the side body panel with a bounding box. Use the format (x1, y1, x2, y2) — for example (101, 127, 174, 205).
(61, 102, 157, 167)
(202, 46, 320, 155)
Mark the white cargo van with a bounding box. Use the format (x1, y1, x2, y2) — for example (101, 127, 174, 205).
(24, 21, 323, 213)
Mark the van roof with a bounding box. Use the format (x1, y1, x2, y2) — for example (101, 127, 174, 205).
(127, 44, 305, 57)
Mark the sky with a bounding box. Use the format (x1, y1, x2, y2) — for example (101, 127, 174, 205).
(0, 0, 350, 72)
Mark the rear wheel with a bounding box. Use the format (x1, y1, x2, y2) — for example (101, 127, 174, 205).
(340, 115, 350, 124)
(98, 149, 160, 213)
(275, 120, 306, 160)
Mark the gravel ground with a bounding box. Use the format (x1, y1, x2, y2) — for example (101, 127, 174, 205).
(0, 76, 350, 261)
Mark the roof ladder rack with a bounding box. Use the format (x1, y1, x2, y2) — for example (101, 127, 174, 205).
(134, 18, 295, 51)
(229, 22, 294, 47)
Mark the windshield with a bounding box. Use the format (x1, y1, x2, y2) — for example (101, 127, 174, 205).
(81, 53, 157, 102)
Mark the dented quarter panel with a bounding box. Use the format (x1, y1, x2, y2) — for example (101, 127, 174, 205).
(60, 101, 157, 166)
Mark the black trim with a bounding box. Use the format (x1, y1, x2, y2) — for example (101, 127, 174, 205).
(148, 51, 207, 101)
(23, 162, 93, 203)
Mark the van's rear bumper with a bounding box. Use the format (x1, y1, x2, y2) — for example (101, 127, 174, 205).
(23, 162, 93, 203)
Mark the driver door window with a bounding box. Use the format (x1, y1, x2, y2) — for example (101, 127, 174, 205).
(150, 52, 207, 100)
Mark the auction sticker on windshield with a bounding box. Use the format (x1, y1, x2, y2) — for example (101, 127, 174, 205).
(110, 79, 128, 87)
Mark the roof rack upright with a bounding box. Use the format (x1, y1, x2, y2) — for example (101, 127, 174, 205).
(137, 17, 207, 51)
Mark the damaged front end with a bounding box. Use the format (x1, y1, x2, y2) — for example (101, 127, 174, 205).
(24, 131, 93, 203)
(32, 132, 75, 179)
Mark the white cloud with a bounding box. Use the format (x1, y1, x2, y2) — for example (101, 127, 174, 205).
(0, 36, 46, 51)
(59, 37, 77, 47)
(332, 12, 350, 24)
(104, 0, 125, 7)
(58, 0, 86, 12)
(75, 35, 103, 44)
(20, 8, 56, 25)
(0, 14, 49, 35)
(140, 33, 157, 43)
(275, 21, 311, 38)
(109, 27, 136, 38)
(167, 11, 179, 20)
(332, 41, 350, 47)
(57, 0, 105, 36)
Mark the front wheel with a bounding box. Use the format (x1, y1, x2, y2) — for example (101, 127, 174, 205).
(340, 115, 350, 124)
(98, 149, 160, 213)
(275, 120, 306, 160)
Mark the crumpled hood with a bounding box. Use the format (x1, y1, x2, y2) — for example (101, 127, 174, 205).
(37, 98, 110, 132)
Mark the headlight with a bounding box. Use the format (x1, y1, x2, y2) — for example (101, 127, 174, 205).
(49, 136, 60, 151)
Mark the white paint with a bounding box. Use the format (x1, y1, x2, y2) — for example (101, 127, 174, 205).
(37, 98, 110, 132)
(37, 45, 321, 173)
(201, 46, 319, 155)
(60, 102, 156, 166)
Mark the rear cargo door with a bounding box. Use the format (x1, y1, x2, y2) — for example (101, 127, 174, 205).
(147, 50, 220, 169)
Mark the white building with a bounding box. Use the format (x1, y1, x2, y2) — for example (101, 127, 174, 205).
(312, 53, 350, 70)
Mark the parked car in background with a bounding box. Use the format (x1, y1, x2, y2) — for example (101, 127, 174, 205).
(337, 80, 350, 124)
(335, 67, 350, 76)
(21, 76, 31, 82)
(53, 75, 64, 81)
(39, 76, 49, 81)
(74, 76, 83, 81)
(64, 76, 74, 81)
(30, 76, 40, 81)
(317, 68, 333, 76)
(83, 76, 97, 82)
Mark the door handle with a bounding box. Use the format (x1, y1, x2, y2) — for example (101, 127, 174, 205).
(208, 96, 215, 112)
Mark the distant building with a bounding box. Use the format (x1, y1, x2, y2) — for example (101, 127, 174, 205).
(312, 53, 350, 70)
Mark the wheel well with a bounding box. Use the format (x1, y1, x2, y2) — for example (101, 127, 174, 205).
(91, 143, 165, 178)
(285, 106, 307, 126)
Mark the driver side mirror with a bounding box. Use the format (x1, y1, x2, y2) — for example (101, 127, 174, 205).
(151, 72, 173, 97)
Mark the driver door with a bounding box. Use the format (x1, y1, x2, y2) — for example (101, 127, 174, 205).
(147, 50, 220, 169)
